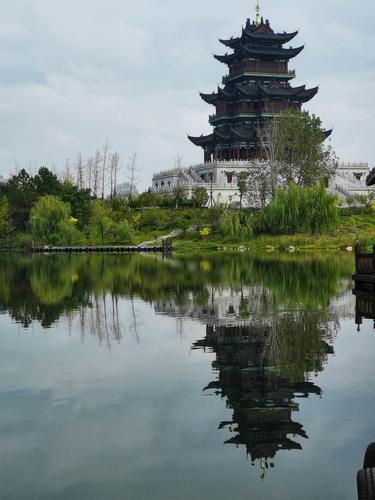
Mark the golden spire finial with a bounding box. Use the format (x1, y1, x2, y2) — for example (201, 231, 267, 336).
(255, 0, 261, 26)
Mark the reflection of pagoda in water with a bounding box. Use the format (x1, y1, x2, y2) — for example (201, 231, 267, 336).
(154, 284, 355, 326)
(193, 322, 334, 470)
(155, 283, 343, 471)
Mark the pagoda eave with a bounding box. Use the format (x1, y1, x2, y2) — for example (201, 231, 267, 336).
(323, 129, 333, 139)
(200, 92, 218, 104)
(188, 134, 214, 147)
(214, 53, 238, 64)
(299, 87, 319, 102)
(258, 84, 319, 102)
(244, 28, 299, 44)
(242, 44, 305, 60)
(219, 36, 241, 48)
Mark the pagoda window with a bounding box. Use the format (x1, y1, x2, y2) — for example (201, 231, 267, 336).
(168, 181, 171, 187)
(227, 305, 236, 315)
(155, 183, 158, 188)
(225, 171, 235, 183)
(161, 182, 165, 187)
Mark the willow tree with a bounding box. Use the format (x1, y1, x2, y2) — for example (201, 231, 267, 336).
(259, 181, 339, 235)
(28, 195, 71, 244)
(258, 110, 337, 188)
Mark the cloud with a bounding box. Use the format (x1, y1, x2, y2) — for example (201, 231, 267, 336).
(0, 0, 373, 189)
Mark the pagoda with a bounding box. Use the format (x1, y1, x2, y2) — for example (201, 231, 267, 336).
(188, 3, 320, 163)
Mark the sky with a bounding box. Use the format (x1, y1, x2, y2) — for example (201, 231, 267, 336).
(0, 0, 374, 190)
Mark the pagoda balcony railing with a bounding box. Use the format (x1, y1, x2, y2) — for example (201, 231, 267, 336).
(209, 112, 259, 123)
(227, 68, 296, 80)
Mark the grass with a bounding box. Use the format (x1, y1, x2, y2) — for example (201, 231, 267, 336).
(6, 211, 375, 254)
(173, 212, 375, 253)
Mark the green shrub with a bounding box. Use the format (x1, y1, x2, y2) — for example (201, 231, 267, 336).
(258, 182, 339, 235)
(219, 211, 254, 241)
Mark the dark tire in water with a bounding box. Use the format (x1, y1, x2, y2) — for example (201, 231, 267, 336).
(357, 468, 375, 500)
(364, 444, 375, 469)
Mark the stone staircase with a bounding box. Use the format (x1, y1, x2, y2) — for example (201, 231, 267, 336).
(137, 229, 184, 249)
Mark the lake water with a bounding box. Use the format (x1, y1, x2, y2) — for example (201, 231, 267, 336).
(0, 252, 374, 500)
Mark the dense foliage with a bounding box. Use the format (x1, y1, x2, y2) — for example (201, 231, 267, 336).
(219, 211, 254, 241)
(258, 182, 339, 235)
(28, 195, 72, 245)
(0, 167, 92, 231)
(0, 196, 14, 245)
(0, 158, 342, 247)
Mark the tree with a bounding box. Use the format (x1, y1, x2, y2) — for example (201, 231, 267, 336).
(101, 140, 110, 200)
(259, 181, 339, 235)
(92, 149, 102, 198)
(245, 164, 273, 208)
(33, 167, 61, 197)
(257, 110, 337, 191)
(0, 196, 14, 243)
(236, 172, 250, 209)
(257, 116, 282, 196)
(75, 153, 85, 190)
(131, 190, 159, 208)
(219, 211, 254, 241)
(62, 159, 74, 184)
(28, 195, 71, 244)
(110, 152, 121, 198)
(85, 157, 94, 194)
(59, 181, 92, 227)
(88, 200, 113, 244)
(172, 185, 186, 209)
(192, 187, 209, 208)
(126, 152, 140, 205)
(3, 169, 37, 230)
(88, 200, 133, 244)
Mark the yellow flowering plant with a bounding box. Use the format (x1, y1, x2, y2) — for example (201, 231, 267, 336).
(199, 227, 211, 238)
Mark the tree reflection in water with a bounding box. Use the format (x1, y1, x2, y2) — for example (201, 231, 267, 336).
(0, 251, 355, 471)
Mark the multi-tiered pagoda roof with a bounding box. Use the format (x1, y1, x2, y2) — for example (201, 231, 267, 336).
(188, 15, 321, 163)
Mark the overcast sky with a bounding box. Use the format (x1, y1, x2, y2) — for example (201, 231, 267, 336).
(0, 0, 374, 189)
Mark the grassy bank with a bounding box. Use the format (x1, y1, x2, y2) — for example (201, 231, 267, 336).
(172, 212, 375, 253)
(3, 210, 375, 254)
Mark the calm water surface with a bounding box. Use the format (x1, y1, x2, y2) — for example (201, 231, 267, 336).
(0, 252, 374, 500)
